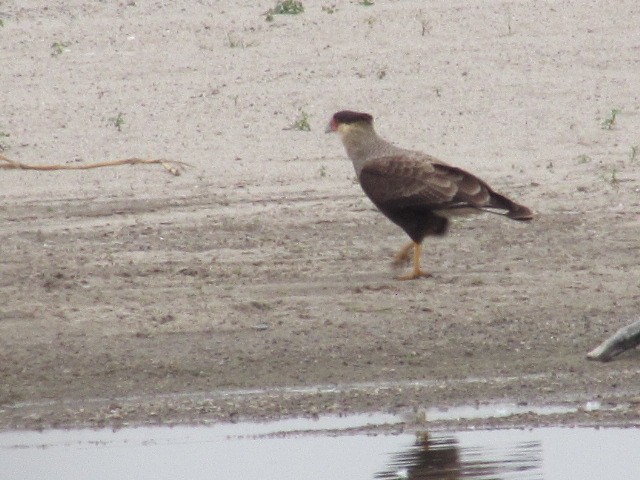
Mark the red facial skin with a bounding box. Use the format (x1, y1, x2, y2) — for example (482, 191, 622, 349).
(326, 117, 339, 133)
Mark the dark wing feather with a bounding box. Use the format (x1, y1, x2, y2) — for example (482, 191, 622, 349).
(358, 155, 450, 208)
(359, 154, 482, 209)
(359, 154, 532, 219)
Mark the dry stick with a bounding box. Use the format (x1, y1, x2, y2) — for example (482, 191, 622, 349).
(0, 154, 191, 176)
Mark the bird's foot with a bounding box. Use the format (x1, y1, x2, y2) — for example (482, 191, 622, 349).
(392, 253, 411, 267)
(392, 255, 411, 267)
(392, 242, 414, 266)
(396, 269, 432, 281)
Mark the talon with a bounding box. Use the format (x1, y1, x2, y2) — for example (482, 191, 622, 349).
(395, 242, 431, 281)
(392, 241, 414, 266)
(397, 270, 432, 281)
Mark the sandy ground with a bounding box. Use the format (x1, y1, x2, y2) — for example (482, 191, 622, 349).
(1, 1, 639, 431)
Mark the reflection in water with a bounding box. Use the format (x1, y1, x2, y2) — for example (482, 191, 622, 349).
(2, 421, 639, 480)
(376, 432, 541, 480)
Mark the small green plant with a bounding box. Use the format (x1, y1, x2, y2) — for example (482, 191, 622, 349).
(604, 167, 619, 187)
(0, 19, 4, 28)
(576, 154, 591, 164)
(601, 108, 621, 130)
(51, 41, 70, 56)
(225, 33, 239, 47)
(108, 112, 125, 132)
(505, 6, 513, 35)
(321, 4, 337, 13)
(265, 0, 304, 20)
(274, 0, 304, 13)
(0, 131, 10, 151)
(629, 145, 638, 163)
(225, 32, 253, 48)
(417, 11, 431, 36)
(249, 300, 273, 311)
(359, 0, 374, 5)
(319, 165, 327, 177)
(291, 110, 311, 131)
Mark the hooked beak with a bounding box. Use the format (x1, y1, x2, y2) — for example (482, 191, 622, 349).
(325, 118, 337, 133)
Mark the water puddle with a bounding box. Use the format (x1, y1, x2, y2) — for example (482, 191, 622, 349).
(1, 411, 639, 480)
(422, 402, 579, 422)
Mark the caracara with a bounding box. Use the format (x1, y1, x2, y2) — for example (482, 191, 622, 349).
(326, 110, 533, 280)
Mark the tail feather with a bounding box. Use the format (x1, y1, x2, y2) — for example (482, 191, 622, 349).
(489, 191, 534, 221)
(507, 203, 534, 221)
(433, 163, 534, 220)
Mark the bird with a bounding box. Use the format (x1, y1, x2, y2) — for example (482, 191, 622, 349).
(326, 110, 533, 280)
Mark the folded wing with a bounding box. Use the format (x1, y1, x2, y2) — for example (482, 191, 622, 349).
(359, 154, 532, 219)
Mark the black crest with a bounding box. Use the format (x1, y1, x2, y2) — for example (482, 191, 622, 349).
(332, 111, 373, 125)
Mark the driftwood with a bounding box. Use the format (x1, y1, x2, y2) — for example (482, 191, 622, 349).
(587, 319, 640, 362)
(0, 154, 190, 176)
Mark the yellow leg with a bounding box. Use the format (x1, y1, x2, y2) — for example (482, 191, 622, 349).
(392, 241, 415, 266)
(396, 242, 431, 280)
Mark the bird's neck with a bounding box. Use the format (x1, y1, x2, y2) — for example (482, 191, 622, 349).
(341, 126, 399, 177)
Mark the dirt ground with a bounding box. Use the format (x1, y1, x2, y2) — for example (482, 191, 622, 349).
(1, 1, 639, 431)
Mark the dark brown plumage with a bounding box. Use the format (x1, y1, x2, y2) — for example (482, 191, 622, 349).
(327, 110, 533, 279)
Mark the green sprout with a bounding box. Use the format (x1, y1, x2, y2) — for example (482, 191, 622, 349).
(108, 112, 125, 132)
(604, 167, 619, 187)
(265, 0, 304, 21)
(601, 108, 621, 130)
(291, 110, 311, 131)
(0, 131, 10, 151)
(225, 32, 253, 48)
(51, 41, 70, 56)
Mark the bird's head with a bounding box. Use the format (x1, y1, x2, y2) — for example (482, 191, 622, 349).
(325, 111, 374, 135)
